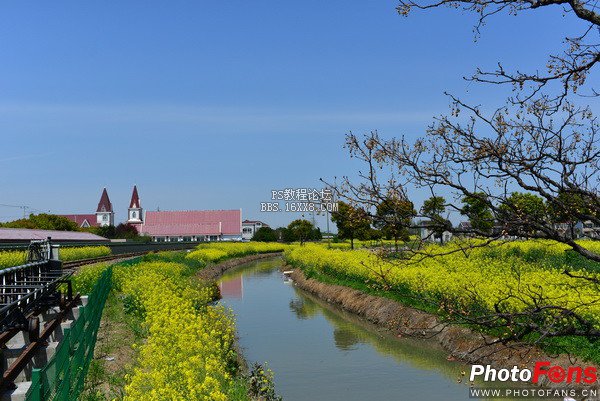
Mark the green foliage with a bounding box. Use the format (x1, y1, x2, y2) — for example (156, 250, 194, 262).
(0, 213, 80, 231)
(89, 225, 117, 239)
(252, 226, 277, 242)
(71, 262, 111, 294)
(500, 192, 547, 222)
(286, 219, 315, 245)
(374, 195, 415, 247)
(331, 201, 371, 249)
(461, 192, 494, 233)
(114, 223, 140, 239)
(88, 223, 148, 241)
(421, 196, 446, 218)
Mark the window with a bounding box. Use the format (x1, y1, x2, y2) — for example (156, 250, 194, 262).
(132, 211, 137, 218)
(243, 227, 252, 233)
(102, 215, 107, 221)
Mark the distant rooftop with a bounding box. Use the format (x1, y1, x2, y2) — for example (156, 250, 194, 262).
(0, 228, 108, 243)
(59, 214, 98, 227)
(139, 209, 241, 236)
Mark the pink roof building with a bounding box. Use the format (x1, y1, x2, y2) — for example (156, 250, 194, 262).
(138, 209, 242, 241)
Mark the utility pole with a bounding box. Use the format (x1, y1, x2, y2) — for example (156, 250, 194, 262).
(0, 203, 32, 219)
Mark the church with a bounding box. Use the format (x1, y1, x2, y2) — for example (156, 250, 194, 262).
(60, 188, 114, 228)
(62, 186, 243, 242)
(125, 186, 242, 242)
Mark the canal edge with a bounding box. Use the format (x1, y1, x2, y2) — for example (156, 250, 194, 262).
(285, 265, 600, 392)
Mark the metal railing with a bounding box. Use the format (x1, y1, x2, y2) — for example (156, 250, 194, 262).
(0, 260, 69, 334)
(27, 267, 112, 401)
(0, 241, 198, 254)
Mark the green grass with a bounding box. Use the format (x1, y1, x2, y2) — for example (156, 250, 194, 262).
(79, 291, 143, 400)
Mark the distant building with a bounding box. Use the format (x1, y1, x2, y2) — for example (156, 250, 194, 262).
(457, 221, 472, 231)
(417, 220, 453, 243)
(61, 188, 114, 228)
(575, 221, 600, 239)
(555, 220, 600, 239)
(63, 185, 243, 241)
(138, 209, 242, 242)
(242, 219, 270, 240)
(0, 227, 108, 243)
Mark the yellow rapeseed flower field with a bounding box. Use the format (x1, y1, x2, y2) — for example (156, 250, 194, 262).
(113, 259, 244, 400)
(186, 242, 286, 264)
(284, 240, 600, 328)
(0, 245, 110, 269)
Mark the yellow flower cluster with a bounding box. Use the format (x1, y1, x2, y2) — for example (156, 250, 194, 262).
(284, 241, 600, 326)
(71, 262, 111, 294)
(59, 245, 111, 261)
(116, 260, 241, 401)
(0, 250, 27, 269)
(0, 245, 111, 269)
(186, 242, 285, 264)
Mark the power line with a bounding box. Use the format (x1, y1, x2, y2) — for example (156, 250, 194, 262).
(0, 204, 51, 218)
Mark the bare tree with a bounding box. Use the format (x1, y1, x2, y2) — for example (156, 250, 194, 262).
(322, 0, 600, 350)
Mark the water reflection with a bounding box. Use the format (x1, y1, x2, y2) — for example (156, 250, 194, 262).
(333, 327, 362, 351)
(219, 275, 243, 299)
(289, 298, 320, 320)
(219, 258, 542, 401)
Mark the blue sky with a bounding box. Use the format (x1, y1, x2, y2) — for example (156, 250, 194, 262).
(0, 1, 591, 228)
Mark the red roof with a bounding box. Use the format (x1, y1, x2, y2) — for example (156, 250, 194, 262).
(0, 228, 108, 242)
(59, 214, 98, 227)
(96, 188, 113, 213)
(129, 185, 141, 208)
(139, 210, 241, 236)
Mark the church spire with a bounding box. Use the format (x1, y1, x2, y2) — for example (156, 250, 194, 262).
(95, 188, 114, 227)
(96, 187, 113, 213)
(129, 185, 140, 208)
(127, 185, 143, 224)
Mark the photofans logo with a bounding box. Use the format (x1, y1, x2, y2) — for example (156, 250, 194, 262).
(470, 362, 597, 384)
(467, 363, 599, 399)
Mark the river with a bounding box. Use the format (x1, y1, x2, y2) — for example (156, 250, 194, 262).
(218, 257, 549, 401)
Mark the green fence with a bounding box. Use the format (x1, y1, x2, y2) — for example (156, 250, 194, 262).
(27, 267, 112, 401)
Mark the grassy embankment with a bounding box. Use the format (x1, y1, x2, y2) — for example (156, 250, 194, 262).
(284, 240, 600, 363)
(74, 242, 285, 401)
